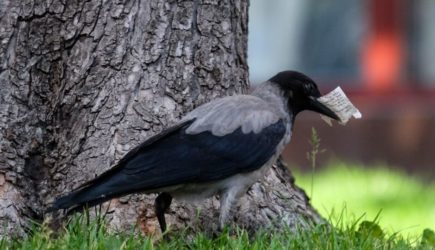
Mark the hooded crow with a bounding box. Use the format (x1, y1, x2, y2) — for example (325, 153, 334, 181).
(47, 71, 340, 233)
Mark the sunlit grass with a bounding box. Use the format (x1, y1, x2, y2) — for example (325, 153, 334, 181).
(2, 214, 433, 250)
(294, 161, 435, 238)
(1, 162, 434, 249)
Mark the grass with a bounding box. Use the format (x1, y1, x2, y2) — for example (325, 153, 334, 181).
(294, 162, 435, 239)
(1, 163, 434, 249)
(1, 213, 434, 250)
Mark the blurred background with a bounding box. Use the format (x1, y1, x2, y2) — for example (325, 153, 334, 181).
(248, 0, 435, 237)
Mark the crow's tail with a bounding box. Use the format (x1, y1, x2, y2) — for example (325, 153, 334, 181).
(45, 184, 115, 214)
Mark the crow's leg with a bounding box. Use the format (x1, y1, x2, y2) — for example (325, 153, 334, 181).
(218, 188, 244, 231)
(154, 192, 173, 233)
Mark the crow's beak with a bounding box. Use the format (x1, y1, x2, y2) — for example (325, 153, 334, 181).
(308, 97, 340, 121)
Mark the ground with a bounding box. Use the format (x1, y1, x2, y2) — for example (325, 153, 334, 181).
(1, 163, 434, 249)
(295, 162, 435, 238)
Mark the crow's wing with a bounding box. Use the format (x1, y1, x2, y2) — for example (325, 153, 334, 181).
(49, 119, 285, 211)
(116, 119, 286, 188)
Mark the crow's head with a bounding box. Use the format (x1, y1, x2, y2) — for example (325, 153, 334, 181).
(269, 70, 339, 120)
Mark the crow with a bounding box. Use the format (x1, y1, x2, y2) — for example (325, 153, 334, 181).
(47, 71, 339, 233)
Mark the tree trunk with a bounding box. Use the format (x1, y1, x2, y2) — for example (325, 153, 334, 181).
(0, 0, 322, 237)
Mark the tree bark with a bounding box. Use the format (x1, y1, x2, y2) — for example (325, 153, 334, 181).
(0, 0, 322, 237)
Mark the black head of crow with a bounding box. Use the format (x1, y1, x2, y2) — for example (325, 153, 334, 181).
(269, 71, 339, 120)
(47, 70, 339, 233)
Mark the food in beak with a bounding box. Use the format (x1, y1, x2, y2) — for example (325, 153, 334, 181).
(317, 87, 362, 126)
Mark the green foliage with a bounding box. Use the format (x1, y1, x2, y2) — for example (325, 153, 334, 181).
(0, 215, 431, 250)
(1, 215, 154, 250)
(2, 162, 433, 249)
(357, 221, 385, 239)
(421, 228, 435, 247)
(294, 162, 435, 238)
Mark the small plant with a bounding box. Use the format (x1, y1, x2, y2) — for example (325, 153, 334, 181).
(422, 228, 435, 247)
(306, 127, 325, 199)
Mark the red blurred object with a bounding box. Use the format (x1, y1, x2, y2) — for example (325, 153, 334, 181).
(362, 35, 403, 91)
(361, 0, 405, 92)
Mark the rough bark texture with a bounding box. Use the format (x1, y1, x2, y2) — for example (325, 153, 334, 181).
(0, 0, 322, 237)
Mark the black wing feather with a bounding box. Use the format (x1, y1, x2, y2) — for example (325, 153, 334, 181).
(48, 119, 286, 212)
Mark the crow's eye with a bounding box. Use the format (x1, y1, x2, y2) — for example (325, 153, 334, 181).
(303, 83, 315, 94)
